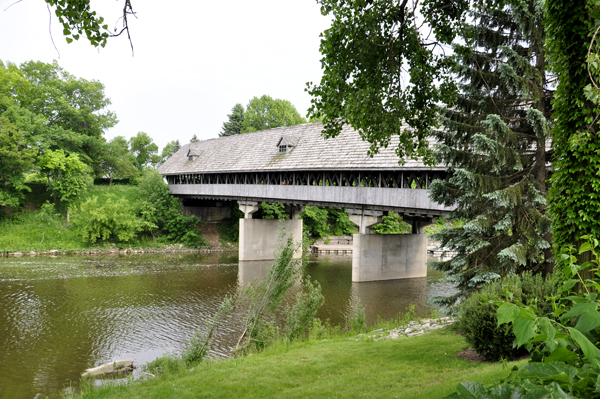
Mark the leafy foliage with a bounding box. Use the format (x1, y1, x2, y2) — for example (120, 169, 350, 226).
(257, 203, 290, 220)
(236, 228, 305, 354)
(371, 212, 411, 234)
(220, 103, 245, 137)
(158, 140, 181, 165)
(0, 116, 34, 210)
(547, 0, 600, 264)
(457, 272, 559, 361)
(38, 149, 92, 212)
(129, 132, 159, 171)
(44, 0, 134, 48)
(308, 0, 458, 163)
(138, 169, 206, 248)
(19, 60, 117, 175)
(429, 0, 553, 305)
(300, 206, 356, 238)
(242, 95, 306, 133)
(100, 136, 139, 186)
(74, 196, 145, 243)
(446, 237, 600, 398)
(285, 279, 325, 342)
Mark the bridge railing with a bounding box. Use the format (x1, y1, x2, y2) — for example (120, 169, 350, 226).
(165, 170, 449, 189)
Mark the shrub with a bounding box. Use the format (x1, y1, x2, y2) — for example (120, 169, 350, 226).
(138, 169, 207, 248)
(457, 272, 559, 361)
(285, 279, 324, 341)
(300, 206, 330, 238)
(74, 196, 143, 243)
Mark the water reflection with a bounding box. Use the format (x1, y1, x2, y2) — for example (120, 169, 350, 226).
(0, 252, 455, 399)
(238, 260, 273, 287)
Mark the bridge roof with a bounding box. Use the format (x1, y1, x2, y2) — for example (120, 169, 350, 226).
(159, 122, 440, 175)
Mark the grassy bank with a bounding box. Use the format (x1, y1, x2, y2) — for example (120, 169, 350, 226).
(0, 186, 148, 253)
(74, 330, 524, 399)
(0, 184, 212, 253)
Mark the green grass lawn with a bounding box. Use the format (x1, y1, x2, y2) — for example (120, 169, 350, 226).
(76, 331, 525, 399)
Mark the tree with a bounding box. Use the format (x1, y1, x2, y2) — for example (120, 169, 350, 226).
(545, 0, 600, 266)
(0, 117, 35, 210)
(242, 95, 306, 133)
(129, 132, 159, 171)
(427, 0, 553, 304)
(100, 136, 139, 185)
(19, 60, 118, 175)
(158, 140, 181, 165)
(190, 134, 200, 143)
(220, 104, 245, 137)
(38, 149, 91, 222)
(307, 0, 459, 162)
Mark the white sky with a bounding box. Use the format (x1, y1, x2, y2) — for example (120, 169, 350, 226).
(0, 0, 331, 151)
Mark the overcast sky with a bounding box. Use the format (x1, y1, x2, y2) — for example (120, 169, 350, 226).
(0, 0, 331, 151)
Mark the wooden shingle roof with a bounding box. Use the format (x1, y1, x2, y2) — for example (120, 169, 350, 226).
(158, 122, 437, 175)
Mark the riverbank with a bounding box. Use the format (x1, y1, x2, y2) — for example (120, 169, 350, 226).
(0, 184, 239, 255)
(73, 329, 525, 399)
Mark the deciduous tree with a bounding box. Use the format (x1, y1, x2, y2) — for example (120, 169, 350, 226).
(242, 95, 306, 133)
(100, 136, 139, 185)
(129, 132, 159, 171)
(158, 140, 181, 165)
(38, 149, 91, 221)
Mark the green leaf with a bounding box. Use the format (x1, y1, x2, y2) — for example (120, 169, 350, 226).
(544, 347, 579, 363)
(579, 241, 593, 254)
(575, 309, 600, 333)
(66, 37, 73, 44)
(497, 303, 520, 326)
(562, 302, 598, 320)
(455, 381, 487, 399)
(513, 317, 536, 346)
(563, 279, 578, 291)
(566, 327, 600, 360)
(538, 317, 556, 341)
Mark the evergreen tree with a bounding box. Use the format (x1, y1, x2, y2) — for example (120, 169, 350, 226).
(220, 104, 245, 137)
(428, 0, 553, 305)
(190, 134, 199, 143)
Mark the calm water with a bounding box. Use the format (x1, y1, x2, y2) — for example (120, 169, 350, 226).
(0, 252, 455, 399)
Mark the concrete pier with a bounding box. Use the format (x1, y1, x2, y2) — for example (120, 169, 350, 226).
(239, 219, 303, 261)
(352, 234, 428, 282)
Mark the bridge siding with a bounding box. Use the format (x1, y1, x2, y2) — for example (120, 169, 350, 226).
(169, 184, 452, 217)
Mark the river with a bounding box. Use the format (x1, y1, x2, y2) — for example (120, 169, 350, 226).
(0, 252, 456, 399)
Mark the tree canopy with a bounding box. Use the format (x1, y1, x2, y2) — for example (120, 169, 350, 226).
(428, 0, 553, 304)
(129, 132, 159, 171)
(220, 104, 245, 137)
(242, 95, 307, 133)
(307, 0, 460, 163)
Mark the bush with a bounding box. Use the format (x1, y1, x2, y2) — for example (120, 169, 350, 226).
(285, 279, 324, 341)
(457, 272, 559, 361)
(138, 169, 207, 248)
(74, 196, 142, 243)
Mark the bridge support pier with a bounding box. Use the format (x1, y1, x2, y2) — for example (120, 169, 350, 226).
(238, 201, 303, 261)
(352, 234, 428, 282)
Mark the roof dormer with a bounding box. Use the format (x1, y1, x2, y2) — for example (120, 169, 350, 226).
(276, 136, 294, 154)
(187, 149, 201, 162)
